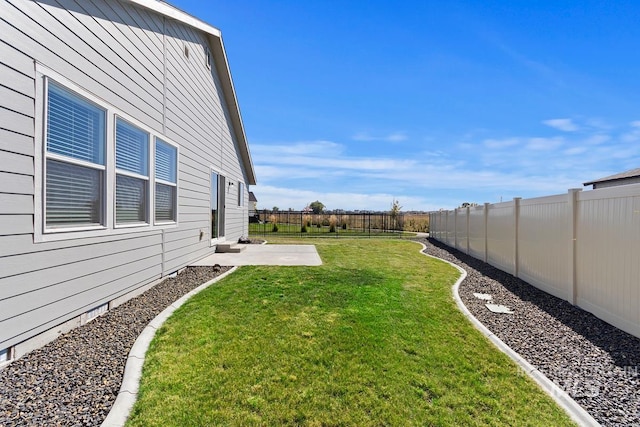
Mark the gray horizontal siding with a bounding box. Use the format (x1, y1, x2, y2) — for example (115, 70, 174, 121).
(0, 194, 32, 214)
(0, 150, 32, 175)
(0, 63, 33, 97)
(0, 244, 161, 314)
(0, 233, 161, 280)
(0, 0, 251, 351)
(0, 129, 33, 156)
(0, 106, 33, 137)
(0, 171, 32, 194)
(1, 259, 161, 348)
(0, 229, 161, 258)
(0, 215, 32, 236)
(2, 0, 164, 131)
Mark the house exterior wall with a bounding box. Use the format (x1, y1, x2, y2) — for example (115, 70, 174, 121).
(0, 0, 251, 353)
(594, 176, 640, 189)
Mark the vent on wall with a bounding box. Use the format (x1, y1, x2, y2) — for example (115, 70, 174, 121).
(184, 44, 190, 59)
(86, 303, 108, 321)
(205, 47, 211, 69)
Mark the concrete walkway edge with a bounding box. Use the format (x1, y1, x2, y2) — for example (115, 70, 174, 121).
(414, 241, 601, 427)
(101, 267, 239, 427)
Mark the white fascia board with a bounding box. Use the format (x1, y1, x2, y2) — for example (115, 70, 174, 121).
(122, 0, 257, 185)
(125, 0, 221, 38)
(211, 35, 257, 185)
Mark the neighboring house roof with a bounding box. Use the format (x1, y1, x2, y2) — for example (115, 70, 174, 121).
(248, 191, 257, 203)
(583, 167, 640, 186)
(125, 0, 256, 185)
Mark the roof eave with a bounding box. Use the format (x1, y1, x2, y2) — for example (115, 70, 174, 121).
(123, 0, 257, 185)
(209, 35, 257, 185)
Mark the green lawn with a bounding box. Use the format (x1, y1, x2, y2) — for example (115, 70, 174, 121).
(127, 238, 574, 426)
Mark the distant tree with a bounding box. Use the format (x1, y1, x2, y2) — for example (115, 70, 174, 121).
(309, 200, 325, 214)
(390, 198, 402, 231)
(272, 206, 280, 212)
(459, 202, 478, 208)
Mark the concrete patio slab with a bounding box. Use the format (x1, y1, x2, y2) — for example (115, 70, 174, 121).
(190, 244, 322, 266)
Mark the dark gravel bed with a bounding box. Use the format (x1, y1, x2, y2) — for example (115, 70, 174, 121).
(417, 238, 640, 427)
(0, 265, 231, 427)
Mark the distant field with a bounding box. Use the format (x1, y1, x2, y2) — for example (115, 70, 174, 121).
(249, 211, 429, 237)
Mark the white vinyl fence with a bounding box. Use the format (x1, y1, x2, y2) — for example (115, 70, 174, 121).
(430, 184, 640, 339)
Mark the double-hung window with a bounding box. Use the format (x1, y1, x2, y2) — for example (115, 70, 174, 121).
(38, 69, 180, 241)
(155, 139, 178, 223)
(45, 82, 106, 229)
(115, 118, 149, 224)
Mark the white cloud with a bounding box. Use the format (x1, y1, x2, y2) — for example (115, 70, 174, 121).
(583, 134, 610, 145)
(483, 138, 520, 149)
(251, 140, 343, 156)
(526, 137, 564, 150)
(251, 185, 438, 212)
(542, 118, 579, 132)
(249, 120, 640, 211)
(563, 147, 587, 155)
(352, 132, 408, 142)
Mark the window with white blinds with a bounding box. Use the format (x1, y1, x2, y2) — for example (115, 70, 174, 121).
(155, 139, 177, 223)
(115, 118, 149, 224)
(40, 76, 180, 238)
(45, 82, 106, 228)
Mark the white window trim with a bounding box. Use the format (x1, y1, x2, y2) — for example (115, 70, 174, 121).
(34, 64, 178, 243)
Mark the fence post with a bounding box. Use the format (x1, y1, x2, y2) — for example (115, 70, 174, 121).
(466, 206, 470, 254)
(514, 197, 521, 278)
(567, 188, 581, 305)
(454, 209, 458, 248)
(483, 203, 489, 263)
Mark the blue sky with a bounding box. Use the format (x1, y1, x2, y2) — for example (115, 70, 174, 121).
(172, 0, 640, 211)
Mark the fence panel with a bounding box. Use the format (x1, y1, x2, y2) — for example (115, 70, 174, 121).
(486, 201, 516, 275)
(518, 194, 570, 300)
(445, 211, 456, 246)
(428, 184, 640, 338)
(575, 186, 640, 337)
(455, 208, 469, 253)
(468, 205, 486, 260)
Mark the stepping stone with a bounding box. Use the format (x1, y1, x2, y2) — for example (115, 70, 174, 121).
(473, 293, 493, 300)
(485, 304, 514, 314)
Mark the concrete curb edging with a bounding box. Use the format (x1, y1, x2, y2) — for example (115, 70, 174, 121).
(101, 267, 239, 427)
(413, 241, 600, 427)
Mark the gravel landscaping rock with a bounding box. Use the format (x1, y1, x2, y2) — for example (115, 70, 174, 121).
(0, 266, 230, 426)
(417, 237, 640, 427)
(2, 237, 638, 426)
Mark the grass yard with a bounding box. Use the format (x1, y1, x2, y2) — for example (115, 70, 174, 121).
(127, 238, 574, 426)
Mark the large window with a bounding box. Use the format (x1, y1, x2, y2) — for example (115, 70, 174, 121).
(38, 72, 179, 240)
(45, 82, 106, 228)
(155, 139, 178, 223)
(115, 118, 149, 224)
